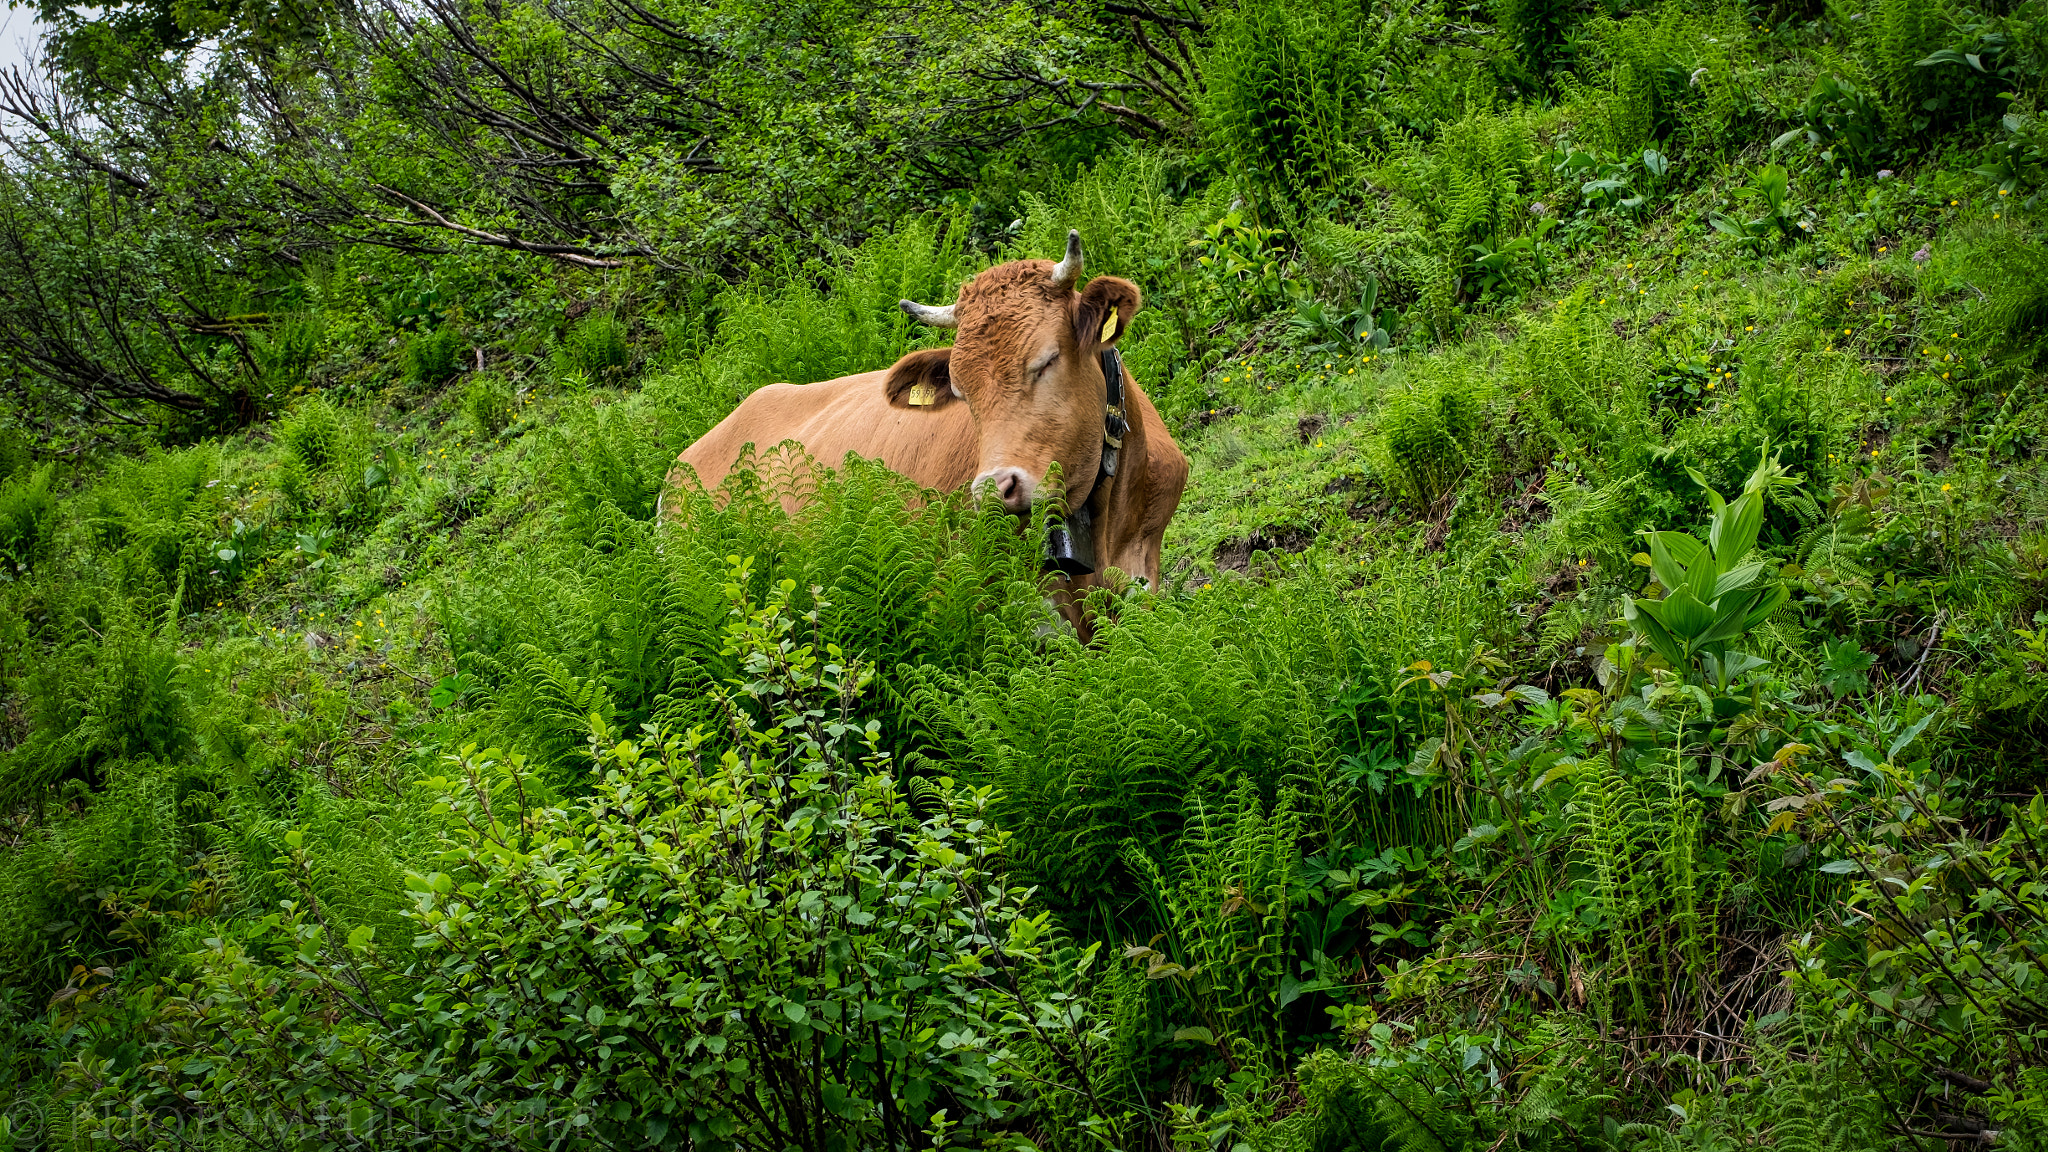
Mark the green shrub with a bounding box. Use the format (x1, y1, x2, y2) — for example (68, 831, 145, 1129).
(1494, 0, 1578, 83)
(1962, 227, 2048, 380)
(1508, 301, 1655, 483)
(81, 446, 230, 598)
(277, 394, 342, 475)
(0, 757, 189, 993)
(461, 372, 515, 434)
(1580, 3, 1750, 153)
(0, 461, 57, 575)
(402, 324, 462, 386)
(1377, 372, 1486, 510)
(1201, 0, 1405, 201)
(276, 394, 381, 516)
(0, 425, 30, 480)
(0, 594, 192, 816)
(702, 213, 978, 397)
(559, 310, 631, 384)
(250, 310, 326, 393)
(1851, 0, 1955, 136)
(73, 572, 1115, 1149)
(906, 577, 1349, 912)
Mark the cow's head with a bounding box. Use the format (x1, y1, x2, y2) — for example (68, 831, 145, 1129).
(891, 231, 1139, 515)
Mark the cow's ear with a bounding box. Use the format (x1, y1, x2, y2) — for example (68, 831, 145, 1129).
(1075, 276, 1142, 352)
(883, 347, 958, 409)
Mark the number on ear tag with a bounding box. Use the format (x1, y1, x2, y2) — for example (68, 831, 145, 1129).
(907, 383, 938, 406)
(1099, 309, 1120, 342)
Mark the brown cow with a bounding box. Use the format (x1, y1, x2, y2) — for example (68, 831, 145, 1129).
(665, 232, 1188, 634)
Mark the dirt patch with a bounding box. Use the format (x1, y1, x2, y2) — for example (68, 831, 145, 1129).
(1297, 413, 1329, 444)
(1499, 472, 1554, 534)
(1213, 524, 1318, 571)
(1182, 405, 1243, 434)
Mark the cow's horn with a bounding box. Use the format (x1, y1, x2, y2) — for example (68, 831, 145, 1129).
(1050, 229, 1083, 287)
(898, 299, 957, 328)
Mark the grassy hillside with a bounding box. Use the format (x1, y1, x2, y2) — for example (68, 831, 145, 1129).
(4, 0, 2048, 1147)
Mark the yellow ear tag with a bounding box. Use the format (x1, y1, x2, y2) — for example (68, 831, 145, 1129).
(907, 383, 938, 406)
(1099, 309, 1120, 342)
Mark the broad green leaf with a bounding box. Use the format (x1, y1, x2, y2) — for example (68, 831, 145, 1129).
(1623, 598, 1691, 668)
(1658, 587, 1716, 641)
(1888, 714, 1935, 761)
(1738, 584, 1789, 631)
(1646, 531, 1706, 591)
(1712, 492, 1765, 572)
(1713, 559, 1768, 598)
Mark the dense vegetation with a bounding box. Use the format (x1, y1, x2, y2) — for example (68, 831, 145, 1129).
(3, 0, 2048, 1146)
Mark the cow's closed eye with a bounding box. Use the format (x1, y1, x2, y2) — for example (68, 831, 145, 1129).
(1027, 349, 1059, 380)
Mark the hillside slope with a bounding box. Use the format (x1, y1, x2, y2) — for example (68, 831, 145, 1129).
(4, 0, 2048, 1147)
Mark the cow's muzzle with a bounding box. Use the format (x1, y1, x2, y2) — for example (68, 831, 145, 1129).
(973, 467, 1036, 515)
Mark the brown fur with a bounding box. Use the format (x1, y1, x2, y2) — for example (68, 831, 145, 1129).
(665, 256, 1189, 638)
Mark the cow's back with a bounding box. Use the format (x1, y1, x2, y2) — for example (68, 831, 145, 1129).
(670, 370, 978, 508)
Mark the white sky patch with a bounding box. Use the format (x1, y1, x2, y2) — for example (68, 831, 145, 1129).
(0, 7, 45, 79)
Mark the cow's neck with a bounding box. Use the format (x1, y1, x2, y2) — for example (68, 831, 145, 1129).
(1043, 347, 1130, 578)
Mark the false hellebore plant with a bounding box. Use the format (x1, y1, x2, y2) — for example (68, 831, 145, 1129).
(1623, 449, 1795, 690)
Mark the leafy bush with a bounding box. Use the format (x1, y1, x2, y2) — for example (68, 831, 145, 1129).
(688, 214, 977, 405)
(1377, 372, 1486, 510)
(1624, 449, 1793, 684)
(277, 394, 343, 485)
(69, 572, 1114, 1149)
(908, 576, 1354, 912)
(0, 461, 57, 575)
(1201, 0, 1404, 200)
(1711, 164, 1807, 251)
(0, 594, 191, 815)
(1494, 0, 1578, 84)
(461, 372, 514, 435)
(402, 325, 462, 387)
(1584, 4, 1748, 152)
(559, 311, 631, 384)
(0, 757, 192, 992)
(80, 446, 232, 598)
(250, 311, 326, 393)
(276, 395, 382, 516)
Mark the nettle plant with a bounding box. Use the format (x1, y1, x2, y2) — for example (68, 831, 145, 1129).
(1624, 449, 1795, 691)
(75, 563, 1111, 1152)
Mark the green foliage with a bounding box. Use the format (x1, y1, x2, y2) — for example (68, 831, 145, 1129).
(909, 577, 1346, 912)
(1847, 0, 1958, 136)
(0, 592, 191, 815)
(403, 325, 462, 388)
(1124, 780, 1300, 1062)
(1495, 0, 1579, 83)
(1378, 372, 1487, 510)
(277, 394, 343, 482)
(1583, 3, 1749, 152)
(275, 395, 386, 520)
(1623, 449, 1793, 679)
(0, 461, 58, 575)
(249, 311, 326, 393)
(1961, 226, 2048, 377)
(688, 214, 977, 402)
(1201, 0, 1409, 200)
(1711, 164, 1807, 252)
(461, 372, 514, 435)
(66, 572, 1115, 1149)
(558, 311, 631, 385)
(1781, 76, 1892, 173)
